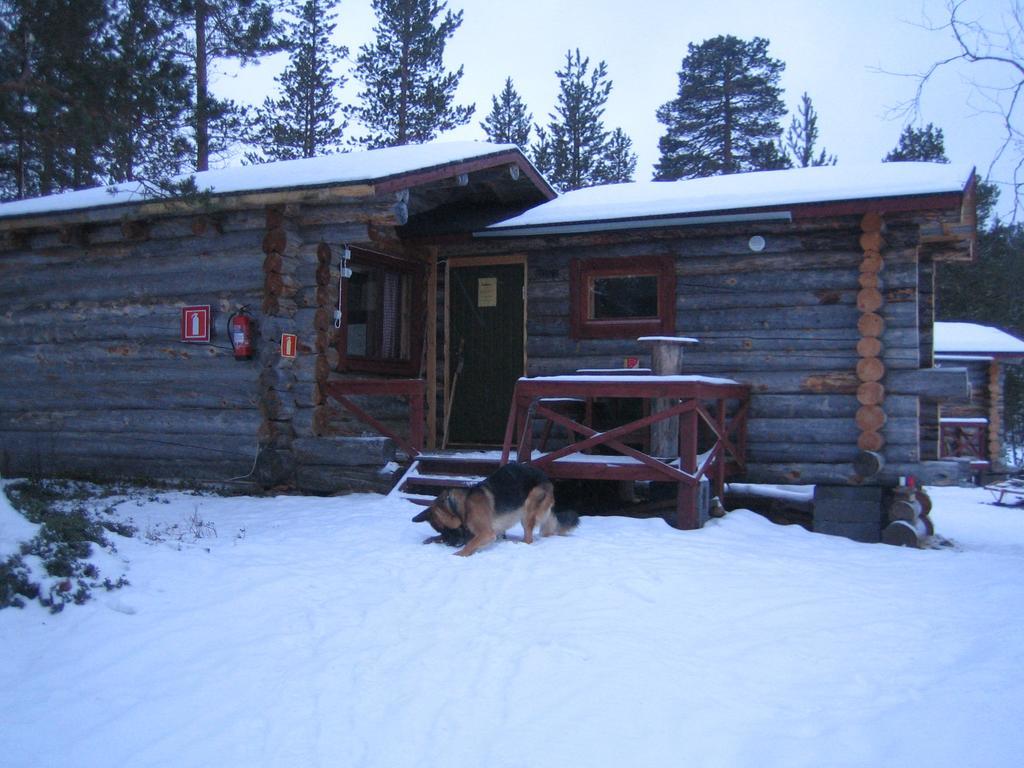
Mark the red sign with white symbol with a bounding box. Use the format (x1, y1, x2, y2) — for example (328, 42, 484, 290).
(181, 305, 211, 343)
(624, 356, 640, 369)
(280, 333, 298, 358)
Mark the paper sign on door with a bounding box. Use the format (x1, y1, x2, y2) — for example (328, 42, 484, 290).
(477, 277, 497, 307)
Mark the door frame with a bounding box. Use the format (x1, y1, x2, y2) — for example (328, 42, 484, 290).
(444, 254, 528, 447)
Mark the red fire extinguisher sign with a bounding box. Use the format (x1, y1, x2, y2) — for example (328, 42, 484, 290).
(280, 333, 298, 358)
(181, 305, 211, 343)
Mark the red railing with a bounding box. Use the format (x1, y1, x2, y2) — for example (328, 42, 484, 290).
(940, 418, 988, 465)
(323, 378, 425, 457)
(500, 375, 750, 529)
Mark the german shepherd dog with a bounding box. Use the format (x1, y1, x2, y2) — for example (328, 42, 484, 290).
(412, 463, 577, 556)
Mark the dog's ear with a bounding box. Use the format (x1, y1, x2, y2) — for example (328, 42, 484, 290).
(411, 509, 432, 523)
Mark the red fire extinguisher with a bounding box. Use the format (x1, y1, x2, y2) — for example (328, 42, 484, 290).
(228, 307, 255, 360)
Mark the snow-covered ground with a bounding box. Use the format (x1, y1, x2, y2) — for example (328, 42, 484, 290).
(2, 484, 1023, 768)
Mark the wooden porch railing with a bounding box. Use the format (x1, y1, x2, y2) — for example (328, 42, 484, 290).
(323, 378, 425, 457)
(500, 375, 750, 530)
(940, 418, 988, 465)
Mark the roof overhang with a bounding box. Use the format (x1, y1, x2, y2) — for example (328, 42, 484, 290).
(0, 144, 555, 233)
(477, 163, 976, 254)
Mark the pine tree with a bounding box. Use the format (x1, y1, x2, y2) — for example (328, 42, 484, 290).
(529, 124, 554, 180)
(784, 92, 836, 167)
(481, 77, 532, 148)
(882, 122, 999, 228)
(166, 0, 284, 171)
(350, 0, 474, 148)
(0, 2, 33, 199)
(599, 127, 638, 184)
(247, 0, 347, 162)
(103, 0, 193, 184)
(655, 35, 787, 179)
(0, 0, 113, 198)
(884, 123, 948, 163)
(748, 139, 791, 171)
(542, 49, 613, 191)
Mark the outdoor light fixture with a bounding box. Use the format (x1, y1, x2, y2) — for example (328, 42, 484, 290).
(335, 245, 352, 329)
(340, 245, 352, 278)
(748, 235, 766, 252)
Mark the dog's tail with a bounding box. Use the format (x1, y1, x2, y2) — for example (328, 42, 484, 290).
(551, 505, 579, 534)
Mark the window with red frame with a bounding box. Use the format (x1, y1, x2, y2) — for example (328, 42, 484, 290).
(340, 251, 424, 375)
(570, 256, 676, 339)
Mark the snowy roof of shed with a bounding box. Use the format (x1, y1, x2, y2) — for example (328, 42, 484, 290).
(934, 322, 1024, 357)
(481, 162, 974, 236)
(0, 141, 551, 226)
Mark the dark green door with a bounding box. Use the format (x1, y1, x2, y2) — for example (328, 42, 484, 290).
(446, 261, 525, 446)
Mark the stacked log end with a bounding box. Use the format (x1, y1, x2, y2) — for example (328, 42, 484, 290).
(855, 213, 887, 475)
(258, 205, 357, 490)
(256, 205, 306, 486)
(882, 486, 934, 547)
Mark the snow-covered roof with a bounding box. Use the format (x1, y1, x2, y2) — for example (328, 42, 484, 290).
(483, 162, 973, 235)
(934, 322, 1024, 356)
(0, 141, 531, 223)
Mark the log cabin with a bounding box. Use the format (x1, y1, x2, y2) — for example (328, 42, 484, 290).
(0, 142, 978, 542)
(934, 321, 1024, 474)
(0, 143, 553, 492)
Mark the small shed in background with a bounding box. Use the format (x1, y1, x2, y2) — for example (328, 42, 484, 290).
(934, 321, 1024, 474)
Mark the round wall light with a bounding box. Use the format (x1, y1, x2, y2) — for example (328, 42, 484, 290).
(748, 235, 766, 252)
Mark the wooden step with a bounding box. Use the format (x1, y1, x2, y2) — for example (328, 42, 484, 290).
(389, 453, 501, 502)
(401, 473, 483, 488)
(410, 454, 502, 476)
(397, 472, 486, 498)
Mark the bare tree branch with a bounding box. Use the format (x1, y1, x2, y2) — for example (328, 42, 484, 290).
(880, 1, 1024, 219)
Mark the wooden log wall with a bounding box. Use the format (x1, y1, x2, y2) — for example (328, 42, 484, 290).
(441, 214, 949, 487)
(256, 200, 411, 492)
(938, 360, 989, 421)
(0, 212, 266, 483)
(917, 251, 939, 461)
(0, 191, 411, 492)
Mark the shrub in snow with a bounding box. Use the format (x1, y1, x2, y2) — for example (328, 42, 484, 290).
(1, 480, 133, 613)
(0, 555, 38, 609)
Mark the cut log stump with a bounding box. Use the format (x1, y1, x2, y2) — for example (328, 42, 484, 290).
(882, 518, 930, 547)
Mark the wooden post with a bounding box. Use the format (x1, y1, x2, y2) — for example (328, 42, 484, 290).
(425, 249, 438, 449)
(677, 406, 700, 530)
(639, 336, 699, 458)
(989, 361, 1002, 465)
